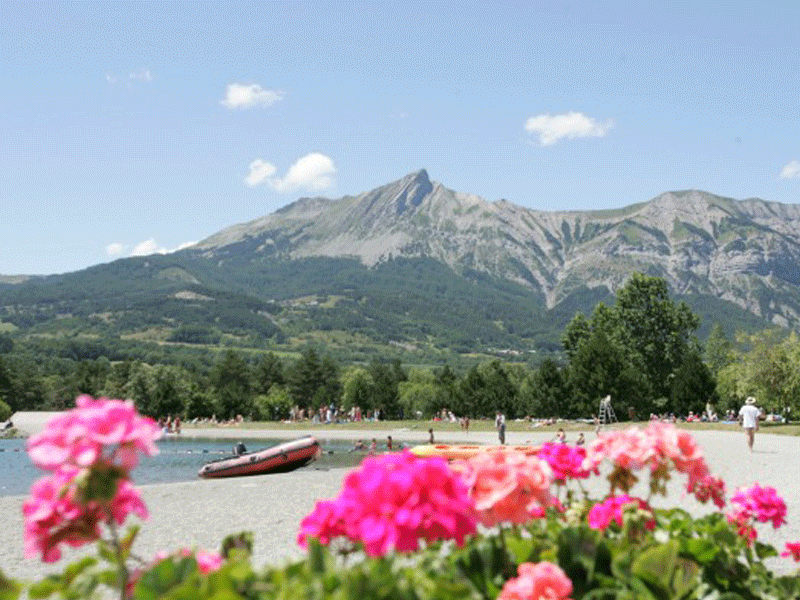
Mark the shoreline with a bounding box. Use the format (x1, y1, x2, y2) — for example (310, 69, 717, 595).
(3, 413, 798, 581)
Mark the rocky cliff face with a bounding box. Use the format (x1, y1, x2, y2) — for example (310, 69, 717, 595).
(198, 171, 800, 329)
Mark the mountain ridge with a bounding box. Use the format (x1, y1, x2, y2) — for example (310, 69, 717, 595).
(2, 171, 798, 360)
(196, 171, 800, 328)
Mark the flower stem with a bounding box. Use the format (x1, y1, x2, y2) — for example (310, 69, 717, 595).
(107, 517, 128, 600)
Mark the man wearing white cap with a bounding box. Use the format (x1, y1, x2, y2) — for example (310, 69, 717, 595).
(738, 396, 761, 452)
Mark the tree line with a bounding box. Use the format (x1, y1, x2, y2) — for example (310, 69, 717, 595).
(1, 273, 798, 423)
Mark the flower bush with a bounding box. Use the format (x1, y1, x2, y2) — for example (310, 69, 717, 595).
(298, 450, 477, 556)
(4, 404, 799, 600)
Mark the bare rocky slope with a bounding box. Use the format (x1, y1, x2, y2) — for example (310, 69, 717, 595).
(198, 170, 800, 329)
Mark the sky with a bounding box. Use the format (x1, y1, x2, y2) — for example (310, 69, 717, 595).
(1, 1, 798, 276)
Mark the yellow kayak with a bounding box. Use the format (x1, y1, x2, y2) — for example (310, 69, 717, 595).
(409, 443, 540, 461)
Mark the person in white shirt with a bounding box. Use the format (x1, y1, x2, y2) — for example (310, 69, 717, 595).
(738, 396, 761, 452)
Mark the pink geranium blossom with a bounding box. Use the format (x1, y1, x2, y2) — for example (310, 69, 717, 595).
(583, 423, 719, 501)
(587, 495, 655, 532)
(498, 561, 573, 600)
(730, 484, 787, 529)
(454, 450, 554, 526)
(298, 451, 476, 557)
(27, 395, 161, 472)
(23, 467, 149, 562)
(536, 443, 593, 484)
(23, 468, 102, 562)
(781, 542, 800, 562)
(23, 396, 160, 563)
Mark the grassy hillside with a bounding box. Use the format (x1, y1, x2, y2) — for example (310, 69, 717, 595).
(0, 250, 782, 364)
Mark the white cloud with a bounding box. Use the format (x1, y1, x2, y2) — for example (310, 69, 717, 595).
(105, 242, 125, 257)
(524, 111, 613, 146)
(129, 69, 152, 82)
(780, 160, 800, 179)
(130, 238, 163, 256)
(221, 83, 284, 109)
(245, 153, 337, 193)
(129, 239, 196, 257)
(270, 153, 336, 193)
(106, 73, 118, 84)
(245, 159, 277, 187)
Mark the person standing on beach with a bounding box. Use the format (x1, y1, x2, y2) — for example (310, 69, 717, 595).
(495, 411, 506, 445)
(739, 396, 761, 452)
(428, 428, 435, 444)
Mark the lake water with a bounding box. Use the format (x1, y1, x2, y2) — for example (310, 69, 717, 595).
(0, 436, 382, 497)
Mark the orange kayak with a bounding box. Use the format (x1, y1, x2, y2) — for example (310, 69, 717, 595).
(409, 443, 540, 460)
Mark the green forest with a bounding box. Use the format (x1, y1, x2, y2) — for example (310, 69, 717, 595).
(2, 274, 798, 425)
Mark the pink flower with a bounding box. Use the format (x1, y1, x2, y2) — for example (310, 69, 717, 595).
(583, 423, 716, 496)
(498, 561, 573, 600)
(536, 443, 593, 484)
(730, 484, 787, 529)
(23, 397, 159, 563)
(298, 451, 476, 557)
(27, 395, 161, 473)
(690, 475, 726, 508)
(455, 450, 554, 526)
(587, 495, 655, 532)
(23, 468, 150, 562)
(781, 542, 800, 562)
(23, 468, 101, 562)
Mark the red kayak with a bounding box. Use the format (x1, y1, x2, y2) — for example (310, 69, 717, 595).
(198, 436, 320, 478)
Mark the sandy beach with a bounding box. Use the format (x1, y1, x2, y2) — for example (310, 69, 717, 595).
(2, 413, 798, 581)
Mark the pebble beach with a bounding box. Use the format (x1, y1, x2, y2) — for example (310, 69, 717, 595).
(2, 413, 798, 581)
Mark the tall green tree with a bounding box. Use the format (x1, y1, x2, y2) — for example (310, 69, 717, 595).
(287, 347, 324, 409)
(562, 273, 701, 415)
(614, 273, 700, 400)
(568, 329, 647, 419)
(704, 323, 734, 378)
(315, 355, 342, 409)
(210, 350, 253, 419)
(519, 358, 570, 418)
(670, 350, 717, 416)
(341, 366, 373, 412)
(368, 360, 403, 419)
(255, 352, 285, 394)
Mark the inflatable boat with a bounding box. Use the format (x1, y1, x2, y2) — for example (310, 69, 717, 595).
(198, 436, 320, 478)
(409, 443, 540, 461)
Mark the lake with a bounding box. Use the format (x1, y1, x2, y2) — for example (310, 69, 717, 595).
(0, 436, 387, 497)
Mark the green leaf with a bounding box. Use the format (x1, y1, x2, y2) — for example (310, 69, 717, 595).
(0, 570, 22, 600)
(753, 541, 778, 560)
(26, 577, 62, 599)
(62, 556, 98, 583)
(670, 557, 700, 599)
(631, 541, 679, 599)
(681, 538, 719, 564)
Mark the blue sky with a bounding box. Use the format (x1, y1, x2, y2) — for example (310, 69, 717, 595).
(2, 0, 798, 275)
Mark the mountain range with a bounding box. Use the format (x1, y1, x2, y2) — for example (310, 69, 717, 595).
(2, 170, 799, 360)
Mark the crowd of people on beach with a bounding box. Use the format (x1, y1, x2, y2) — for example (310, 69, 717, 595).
(286, 405, 381, 424)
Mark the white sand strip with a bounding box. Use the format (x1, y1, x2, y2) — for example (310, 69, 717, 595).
(2, 419, 798, 581)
